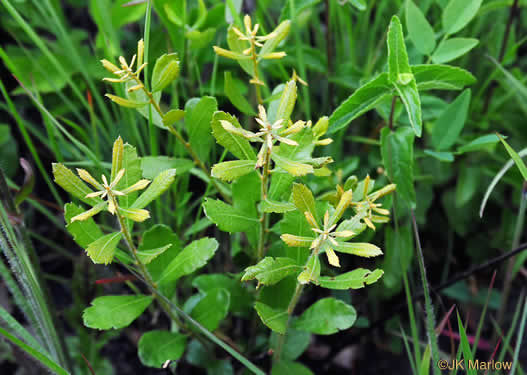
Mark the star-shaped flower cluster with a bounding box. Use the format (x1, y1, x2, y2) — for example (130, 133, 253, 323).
(220, 105, 306, 168)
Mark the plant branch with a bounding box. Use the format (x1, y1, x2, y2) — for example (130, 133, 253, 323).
(257, 149, 271, 260)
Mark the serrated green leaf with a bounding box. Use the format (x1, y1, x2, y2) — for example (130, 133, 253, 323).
(151, 53, 180, 92)
(318, 268, 384, 289)
(190, 288, 230, 331)
(211, 160, 255, 182)
(85, 232, 122, 265)
(406, 0, 436, 55)
(387, 16, 412, 84)
(242, 257, 302, 286)
(293, 297, 356, 335)
(83, 295, 153, 330)
(328, 73, 392, 133)
(224, 71, 255, 115)
(137, 245, 172, 265)
(334, 242, 383, 257)
(297, 255, 320, 285)
(291, 183, 317, 221)
(413, 64, 476, 91)
(258, 20, 290, 60)
(131, 169, 176, 209)
(141, 156, 193, 179)
(158, 237, 218, 285)
(52, 163, 101, 205)
(211, 111, 256, 161)
(254, 302, 287, 334)
(185, 96, 218, 162)
(203, 198, 259, 232)
(138, 330, 186, 368)
(431, 38, 479, 63)
(457, 134, 501, 153)
(261, 199, 295, 213)
(431, 89, 471, 150)
(394, 79, 422, 137)
(442, 0, 482, 35)
(381, 127, 416, 208)
(64, 203, 104, 247)
(271, 153, 314, 176)
(424, 150, 454, 162)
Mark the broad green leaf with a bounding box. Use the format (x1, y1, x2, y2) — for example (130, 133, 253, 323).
(424, 149, 454, 162)
(224, 71, 255, 115)
(185, 96, 218, 162)
(85, 232, 122, 265)
(328, 73, 392, 133)
(442, 0, 482, 35)
(131, 169, 176, 209)
(151, 53, 180, 92)
(272, 361, 314, 375)
(497, 135, 527, 181)
(158, 237, 218, 285)
(242, 257, 302, 286)
(431, 89, 471, 150)
(65, 203, 104, 247)
(271, 153, 314, 176)
(83, 295, 153, 330)
(163, 109, 185, 127)
(457, 134, 501, 153)
(193, 274, 253, 315)
(136, 245, 172, 265)
(293, 297, 357, 335)
(297, 255, 320, 285)
(270, 80, 297, 125)
(261, 199, 295, 213)
(335, 215, 367, 239)
(406, 0, 436, 55)
(335, 242, 383, 257)
(258, 20, 290, 60)
(211, 160, 255, 182)
(203, 198, 259, 232)
(318, 268, 384, 289)
(190, 288, 230, 331)
(431, 38, 479, 64)
(269, 329, 311, 361)
(387, 16, 412, 84)
(394, 79, 422, 137)
(141, 156, 193, 179)
(291, 183, 317, 222)
(227, 25, 254, 76)
(269, 171, 295, 201)
(211, 111, 256, 160)
(52, 163, 101, 205)
(381, 127, 416, 208)
(413, 64, 476, 91)
(138, 330, 186, 368)
(254, 302, 287, 334)
(142, 224, 182, 283)
(232, 173, 261, 250)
